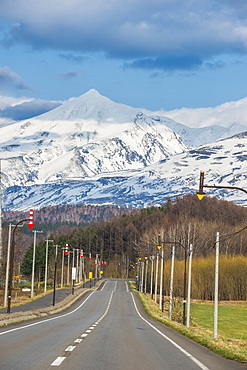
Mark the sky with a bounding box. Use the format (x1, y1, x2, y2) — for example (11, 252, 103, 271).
(1, 0, 247, 123)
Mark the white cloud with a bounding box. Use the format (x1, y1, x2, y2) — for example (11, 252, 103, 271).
(152, 97, 247, 128)
(1, 0, 247, 71)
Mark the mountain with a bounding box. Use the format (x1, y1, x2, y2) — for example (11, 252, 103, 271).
(3, 131, 247, 210)
(1, 89, 247, 211)
(159, 120, 247, 147)
(0, 89, 186, 189)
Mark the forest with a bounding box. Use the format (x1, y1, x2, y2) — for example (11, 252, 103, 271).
(5, 194, 247, 301)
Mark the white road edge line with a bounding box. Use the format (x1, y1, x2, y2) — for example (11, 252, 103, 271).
(100, 280, 108, 291)
(0, 291, 95, 336)
(130, 292, 210, 370)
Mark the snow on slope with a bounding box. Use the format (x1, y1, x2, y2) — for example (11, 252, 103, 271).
(3, 132, 247, 210)
(0, 89, 186, 187)
(1, 89, 247, 210)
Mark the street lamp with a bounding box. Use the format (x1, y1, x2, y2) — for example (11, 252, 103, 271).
(196, 170, 247, 200)
(7, 210, 34, 313)
(157, 234, 164, 311)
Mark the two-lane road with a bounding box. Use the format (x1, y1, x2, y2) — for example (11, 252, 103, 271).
(0, 280, 244, 369)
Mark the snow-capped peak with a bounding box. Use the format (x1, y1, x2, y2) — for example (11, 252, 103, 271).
(38, 89, 141, 123)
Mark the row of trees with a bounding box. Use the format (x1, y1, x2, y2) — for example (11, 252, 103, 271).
(16, 194, 247, 300)
(144, 255, 247, 301)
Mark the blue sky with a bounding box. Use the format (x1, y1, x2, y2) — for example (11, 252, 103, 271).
(1, 0, 247, 120)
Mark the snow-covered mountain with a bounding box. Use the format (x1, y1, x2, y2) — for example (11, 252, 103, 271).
(1, 89, 247, 211)
(0, 89, 186, 188)
(160, 120, 247, 147)
(3, 132, 247, 210)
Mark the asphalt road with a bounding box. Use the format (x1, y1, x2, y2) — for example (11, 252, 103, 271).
(0, 279, 99, 314)
(0, 280, 245, 370)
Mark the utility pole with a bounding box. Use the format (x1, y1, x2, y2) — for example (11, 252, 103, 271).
(76, 248, 79, 283)
(61, 247, 65, 288)
(53, 245, 60, 306)
(44, 239, 53, 292)
(168, 245, 175, 320)
(154, 253, 159, 303)
(186, 244, 193, 328)
(159, 248, 164, 311)
(214, 232, 220, 339)
(144, 257, 148, 294)
(150, 255, 154, 297)
(67, 251, 70, 285)
(31, 230, 42, 298)
(4, 224, 15, 306)
(0, 159, 2, 287)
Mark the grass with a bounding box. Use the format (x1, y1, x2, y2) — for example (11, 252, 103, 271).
(128, 282, 247, 364)
(191, 302, 247, 341)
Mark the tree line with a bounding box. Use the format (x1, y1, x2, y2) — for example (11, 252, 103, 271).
(17, 194, 247, 299)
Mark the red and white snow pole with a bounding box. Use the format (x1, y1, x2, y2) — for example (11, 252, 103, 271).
(28, 209, 34, 230)
(64, 243, 69, 255)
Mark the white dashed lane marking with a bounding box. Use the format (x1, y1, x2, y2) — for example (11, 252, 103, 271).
(65, 346, 76, 352)
(51, 357, 66, 366)
(51, 286, 115, 367)
(74, 339, 82, 343)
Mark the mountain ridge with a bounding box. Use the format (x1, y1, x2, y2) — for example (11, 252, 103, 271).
(1, 90, 247, 210)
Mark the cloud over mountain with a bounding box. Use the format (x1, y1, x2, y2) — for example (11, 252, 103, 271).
(1, 1, 247, 72)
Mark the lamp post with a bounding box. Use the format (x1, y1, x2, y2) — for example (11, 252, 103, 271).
(197, 171, 247, 335)
(196, 170, 247, 200)
(144, 257, 148, 294)
(4, 223, 23, 306)
(157, 234, 164, 311)
(7, 211, 34, 313)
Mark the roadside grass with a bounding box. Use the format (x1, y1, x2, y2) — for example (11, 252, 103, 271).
(128, 282, 247, 364)
(191, 301, 247, 341)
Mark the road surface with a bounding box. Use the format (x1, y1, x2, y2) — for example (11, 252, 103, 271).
(0, 280, 245, 370)
(0, 278, 99, 314)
